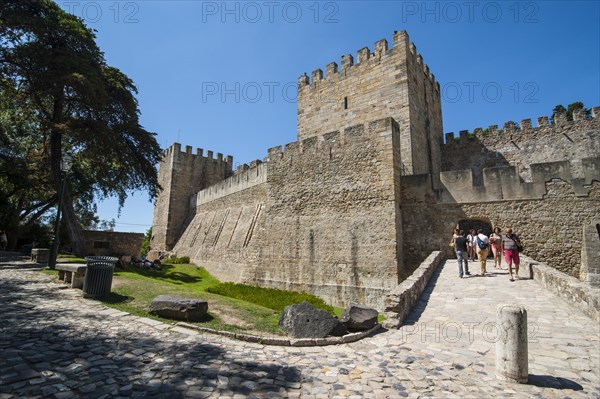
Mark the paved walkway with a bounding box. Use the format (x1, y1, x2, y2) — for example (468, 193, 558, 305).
(0, 255, 598, 398)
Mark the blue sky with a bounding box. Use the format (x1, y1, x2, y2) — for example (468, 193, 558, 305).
(58, 1, 600, 233)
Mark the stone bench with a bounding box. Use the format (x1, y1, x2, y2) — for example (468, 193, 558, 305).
(56, 264, 87, 289)
(31, 248, 49, 264)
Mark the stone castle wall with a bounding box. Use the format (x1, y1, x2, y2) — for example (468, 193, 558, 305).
(149, 143, 233, 256)
(82, 230, 145, 258)
(171, 118, 404, 310)
(442, 108, 600, 184)
(151, 30, 600, 310)
(401, 158, 600, 276)
(580, 220, 600, 286)
(420, 110, 600, 275)
(297, 30, 442, 176)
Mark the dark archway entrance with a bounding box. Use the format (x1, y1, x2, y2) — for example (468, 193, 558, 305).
(457, 219, 493, 236)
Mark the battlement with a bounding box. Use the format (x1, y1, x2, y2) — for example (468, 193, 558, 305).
(195, 162, 267, 206)
(164, 142, 234, 165)
(269, 118, 398, 162)
(444, 107, 600, 144)
(403, 157, 600, 204)
(297, 30, 439, 92)
(190, 118, 399, 206)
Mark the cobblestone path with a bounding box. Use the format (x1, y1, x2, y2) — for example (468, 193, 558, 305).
(1, 255, 598, 398)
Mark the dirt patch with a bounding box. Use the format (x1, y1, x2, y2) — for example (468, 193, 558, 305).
(209, 303, 253, 327)
(111, 276, 129, 289)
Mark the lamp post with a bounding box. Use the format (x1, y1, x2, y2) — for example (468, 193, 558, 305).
(47, 154, 73, 270)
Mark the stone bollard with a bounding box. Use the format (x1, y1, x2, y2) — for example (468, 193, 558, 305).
(495, 304, 528, 383)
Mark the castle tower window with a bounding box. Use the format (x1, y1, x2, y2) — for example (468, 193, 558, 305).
(344, 96, 348, 110)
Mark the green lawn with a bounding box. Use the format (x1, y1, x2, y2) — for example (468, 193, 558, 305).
(43, 261, 383, 333)
(207, 282, 335, 313)
(56, 254, 87, 263)
(105, 263, 287, 334)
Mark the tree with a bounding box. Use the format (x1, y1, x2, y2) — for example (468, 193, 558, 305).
(0, 88, 56, 248)
(0, 0, 162, 255)
(566, 102, 590, 119)
(141, 227, 152, 258)
(552, 102, 590, 122)
(552, 104, 567, 119)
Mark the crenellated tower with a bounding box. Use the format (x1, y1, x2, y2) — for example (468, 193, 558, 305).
(149, 143, 233, 258)
(297, 30, 443, 176)
(147, 30, 599, 307)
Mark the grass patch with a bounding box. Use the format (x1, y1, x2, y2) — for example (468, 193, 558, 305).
(42, 261, 382, 334)
(207, 282, 335, 313)
(162, 256, 190, 264)
(57, 254, 86, 263)
(99, 263, 286, 335)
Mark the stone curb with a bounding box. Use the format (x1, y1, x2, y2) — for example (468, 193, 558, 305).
(38, 263, 385, 346)
(382, 251, 444, 329)
(522, 255, 600, 321)
(175, 322, 382, 346)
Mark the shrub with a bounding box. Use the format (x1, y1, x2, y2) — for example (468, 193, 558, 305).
(141, 228, 151, 257)
(162, 256, 191, 264)
(207, 282, 335, 313)
(178, 256, 190, 264)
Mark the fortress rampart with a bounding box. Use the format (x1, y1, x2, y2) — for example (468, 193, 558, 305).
(398, 109, 600, 275)
(298, 31, 439, 90)
(194, 162, 267, 206)
(149, 143, 233, 256)
(403, 157, 599, 203)
(171, 118, 404, 310)
(401, 177, 599, 277)
(150, 30, 600, 310)
(442, 108, 600, 184)
(298, 30, 443, 176)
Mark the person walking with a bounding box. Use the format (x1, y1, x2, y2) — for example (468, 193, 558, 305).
(475, 229, 490, 275)
(454, 230, 471, 278)
(490, 227, 503, 269)
(502, 228, 522, 282)
(467, 229, 477, 262)
(449, 228, 459, 249)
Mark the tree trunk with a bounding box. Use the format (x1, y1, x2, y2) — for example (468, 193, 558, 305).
(61, 184, 85, 256)
(7, 230, 19, 251)
(50, 95, 85, 257)
(49, 143, 86, 257)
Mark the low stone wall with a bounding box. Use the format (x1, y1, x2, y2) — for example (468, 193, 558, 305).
(580, 220, 600, 286)
(522, 255, 600, 321)
(83, 230, 144, 258)
(382, 251, 444, 329)
(176, 322, 381, 346)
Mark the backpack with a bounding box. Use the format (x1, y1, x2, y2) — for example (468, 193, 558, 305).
(476, 236, 489, 250)
(511, 234, 524, 252)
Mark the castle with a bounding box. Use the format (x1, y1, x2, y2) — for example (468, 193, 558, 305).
(149, 31, 600, 310)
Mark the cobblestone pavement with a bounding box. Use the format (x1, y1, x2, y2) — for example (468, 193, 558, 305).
(1, 255, 598, 399)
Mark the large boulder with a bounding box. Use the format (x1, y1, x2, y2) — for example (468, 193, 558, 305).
(340, 304, 378, 330)
(279, 302, 347, 338)
(149, 295, 208, 321)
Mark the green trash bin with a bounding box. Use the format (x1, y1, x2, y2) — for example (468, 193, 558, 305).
(83, 256, 118, 298)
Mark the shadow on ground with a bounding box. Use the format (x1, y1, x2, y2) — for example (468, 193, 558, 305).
(528, 374, 584, 390)
(0, 260, 300, 398)
(118, 263, 203, 285)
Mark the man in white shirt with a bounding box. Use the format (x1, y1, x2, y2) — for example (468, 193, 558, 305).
(475, 229, 490, 275)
